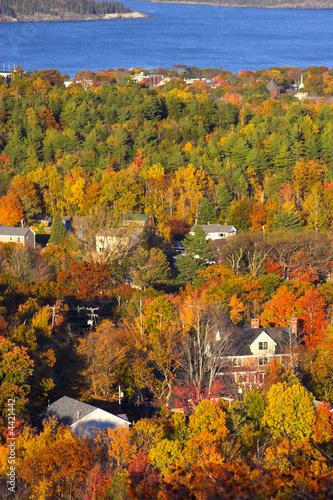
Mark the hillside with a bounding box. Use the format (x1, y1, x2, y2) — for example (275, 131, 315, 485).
(0, 67, 333, 498)
(0, 0, 147, 22)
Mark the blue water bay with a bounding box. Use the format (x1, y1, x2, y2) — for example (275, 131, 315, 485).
(0, 1, 332, 76)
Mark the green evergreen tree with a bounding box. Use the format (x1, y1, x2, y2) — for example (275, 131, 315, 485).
(176, 227, 214, 284)
(273, 210, 300, 230)
(49, 214, 67, 244)
(217, 184, 233, 219)
(197, 197, 217, 225)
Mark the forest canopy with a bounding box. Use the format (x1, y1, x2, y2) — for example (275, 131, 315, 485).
(0, 0, 132, 18)
(0, 65, 333, 499)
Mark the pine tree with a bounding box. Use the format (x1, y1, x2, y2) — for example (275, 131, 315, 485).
(49, 214, 67, 244)
(176, 227, 215, 283)
(197, 197, 217, 225)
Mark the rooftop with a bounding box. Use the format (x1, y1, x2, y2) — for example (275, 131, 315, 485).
(223, 324, 297, 357)
(191, 224, 236, 233)
(35, 396, 99, 426)
(266, 80, 280, 92)
(0, 226, 33, 236)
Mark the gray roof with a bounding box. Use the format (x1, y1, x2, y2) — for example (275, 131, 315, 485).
(36, 396, 98, 426)
(266, 80, 280, 92)
(0, 227, 32, 236)
(224, 324, 297, 357)
(191, 224, 236, 233)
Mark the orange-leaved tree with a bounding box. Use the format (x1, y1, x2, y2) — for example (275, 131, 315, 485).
(295, 288, 328, 349)
(261, 285, 297, 327)
(0, 336, 33, 433)
(313, 402, 333, 446)
(57, 261, 114, 301)
(229, 294, 246, 325)
(0, 192, 24, 226)
(15, 419, 96, 500)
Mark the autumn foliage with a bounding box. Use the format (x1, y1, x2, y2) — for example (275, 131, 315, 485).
(0, 192, 24, 226)
(0, 66, 333, 499)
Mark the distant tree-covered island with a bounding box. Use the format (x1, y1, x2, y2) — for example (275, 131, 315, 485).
(141, 0, 333, 8)
(0, 0, 147, 22)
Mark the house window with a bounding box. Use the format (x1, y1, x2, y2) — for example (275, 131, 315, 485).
(232, 357, 242, 367)
(259, 341, 268, 350)
(218, 233, 225, 238)
(17, 237, 20, 242)
(9, 237, 12, 241)
(258, 357, 268, 366)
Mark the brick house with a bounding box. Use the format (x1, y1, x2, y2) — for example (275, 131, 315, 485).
(220, 318, 299, 391)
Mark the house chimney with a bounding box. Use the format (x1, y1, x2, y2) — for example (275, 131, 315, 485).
(290, 317, 297, 335)
(251, 318, 260, 329)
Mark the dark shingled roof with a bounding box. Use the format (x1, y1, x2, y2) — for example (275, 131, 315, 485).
(224, 324, 297, 357)
(35, 396, 98, 426)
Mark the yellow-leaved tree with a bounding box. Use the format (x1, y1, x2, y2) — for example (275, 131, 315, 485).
(184, 400, 228, 467)
(262, 382, 315, 442)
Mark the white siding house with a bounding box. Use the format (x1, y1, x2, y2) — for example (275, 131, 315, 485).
(190, 224, 237, 241)
(0, 227, 35, 248)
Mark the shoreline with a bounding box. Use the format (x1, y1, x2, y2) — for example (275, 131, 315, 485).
(0, 12, 149, 23)
(136, 0, 333, 8)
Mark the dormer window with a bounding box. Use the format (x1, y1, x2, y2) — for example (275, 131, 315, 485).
(259, 341, 268, 350)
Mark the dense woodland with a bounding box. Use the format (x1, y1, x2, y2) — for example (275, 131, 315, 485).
(0, 66, 333, 498)
(0, 0, 132, 18)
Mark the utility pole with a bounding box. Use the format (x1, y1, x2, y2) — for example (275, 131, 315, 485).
(86, 307, 99, 331)
(76, 305, 85, 333)
(48, 304, 59, 335)
(118, 386, 124, 408)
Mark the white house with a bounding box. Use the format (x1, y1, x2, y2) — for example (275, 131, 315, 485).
(190, 224, 237, 241)
(36, 396, 130, 437)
